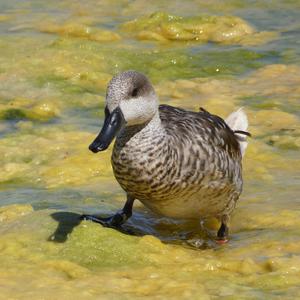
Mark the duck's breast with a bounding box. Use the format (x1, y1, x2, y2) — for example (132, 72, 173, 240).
(112, 123, 171, 201)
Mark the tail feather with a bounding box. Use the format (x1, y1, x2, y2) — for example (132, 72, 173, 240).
(225, 108, 249, 157)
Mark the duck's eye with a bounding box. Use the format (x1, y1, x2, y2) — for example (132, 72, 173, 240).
(131, 88, 138, 97)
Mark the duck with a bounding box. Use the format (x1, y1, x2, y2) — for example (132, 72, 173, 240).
(83, 70, 250, 242)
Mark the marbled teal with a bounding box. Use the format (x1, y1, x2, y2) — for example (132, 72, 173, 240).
(84, 70, 250, 242)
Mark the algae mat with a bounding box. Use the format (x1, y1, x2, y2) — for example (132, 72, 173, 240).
(0, 0, 300, 299)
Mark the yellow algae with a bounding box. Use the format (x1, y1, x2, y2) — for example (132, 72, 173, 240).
(15, 120, 34, 131)
(157, 64, 300, 113)
(0, 14, 10, 22)
(156, 77, 237, 116)
(155, 68, 299, 182)
(71, 71, 112, 92)
(249, 64, 294, 79)
(0, 207, 300, 299)
(38, 21, 121, 42)
(1, 162, 32, 183)
(232, 209, 300, 235)
(0, 97, 61, 122)
(251, 110, 299, 131)
(245, 139, 284, 168)
(240, 64, 300, 109)
(138, 30, 168, 42)
(268, 134, 300, 150)
(0, 38, 116, 103)
(153, 76, 300, 196)
(264, 256, 300, 274)
(0, 2, 299, 299)
(157, 64, 300, 155)
(43, 260, 90, 279)
(237, 31, 278, 46)
(122, 12, 276, 45)
(243, 138, 300, 181)
(42, 148, 112, 188)
(0, 204, 33, 223)
(30, 102, 60, 120)
(0, 127, 114, 188)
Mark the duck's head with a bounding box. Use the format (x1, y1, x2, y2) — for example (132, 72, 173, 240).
(89, 70, 158, 153)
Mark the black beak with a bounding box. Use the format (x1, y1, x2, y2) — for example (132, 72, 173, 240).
(89, 106, 125, 153)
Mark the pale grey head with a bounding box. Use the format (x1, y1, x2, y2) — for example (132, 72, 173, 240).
(89, 71, 159, 152)
(106, 70, 158, 126)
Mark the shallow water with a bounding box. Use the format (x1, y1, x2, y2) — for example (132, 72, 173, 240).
(0, 1, 300, 299)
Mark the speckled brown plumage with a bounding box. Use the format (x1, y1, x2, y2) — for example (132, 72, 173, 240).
(87, 70, 249, 240)
(112, 104, 243, 223)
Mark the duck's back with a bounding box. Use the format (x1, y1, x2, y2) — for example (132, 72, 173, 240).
(159, 105, 241, 161)
(113, 105, 243, 219)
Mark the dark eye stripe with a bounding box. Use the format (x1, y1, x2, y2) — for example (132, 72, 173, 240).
(131, 88, 138, 97)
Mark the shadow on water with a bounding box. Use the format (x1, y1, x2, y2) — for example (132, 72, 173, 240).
(48, 211, 144, 243)
(48, 211, 216, 249)
(48, 212, 82, 243)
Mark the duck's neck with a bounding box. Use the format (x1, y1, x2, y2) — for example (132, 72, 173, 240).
(117, 111, 163, 144)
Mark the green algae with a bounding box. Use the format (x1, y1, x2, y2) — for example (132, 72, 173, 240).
(1, 204, 300, 299)
(266, 132, 300, 150)
(122, 12, 277, 45)
(0, 126, 113, 188)
(0, 1, 300, 299)
(38, 20, 121, 42)
(0, 108, 27, 120)
(0, 33, 277, 107)
(60, 222, 152, 268)
(0, 206, 188, 271)
(0, 100, 60, 122)
(0, 64, 299, 190)
(0, 204, 33, 222)
(38, 38, 273, 85)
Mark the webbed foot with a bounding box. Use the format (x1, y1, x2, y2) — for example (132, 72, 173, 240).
(81, 212, 128, 227)
(81, 195, 134, 228)
(216, 222, 229, 244)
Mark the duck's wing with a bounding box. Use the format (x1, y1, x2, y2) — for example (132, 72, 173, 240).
(158, 104, 241, 159)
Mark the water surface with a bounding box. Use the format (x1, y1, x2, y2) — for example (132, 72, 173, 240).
(0, 1, 300, 299)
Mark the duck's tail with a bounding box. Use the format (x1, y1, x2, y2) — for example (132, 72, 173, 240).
(225, 108, 250, 157)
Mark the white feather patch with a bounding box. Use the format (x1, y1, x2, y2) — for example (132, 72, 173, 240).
(225, 108, 249, 157)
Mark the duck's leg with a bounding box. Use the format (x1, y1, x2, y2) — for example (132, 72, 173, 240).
(81, 195, 135, 228)
(216, 216, 229, 244)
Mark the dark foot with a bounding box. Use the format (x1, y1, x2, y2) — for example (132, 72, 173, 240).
(81, 212, 128, 227)
(216, 222, 229, 244)
(81, 195, 135, 228)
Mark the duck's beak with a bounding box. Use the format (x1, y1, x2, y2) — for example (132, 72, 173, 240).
(89, 106, 125, 153)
